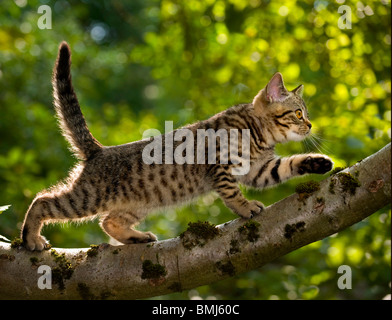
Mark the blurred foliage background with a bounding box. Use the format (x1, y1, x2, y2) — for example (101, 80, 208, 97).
(0, 0, 390, 299)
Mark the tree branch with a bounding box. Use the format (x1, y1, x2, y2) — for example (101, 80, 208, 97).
(0, 143, 390, 299)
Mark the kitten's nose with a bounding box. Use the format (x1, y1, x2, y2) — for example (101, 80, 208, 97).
(307, 123, 312, 129)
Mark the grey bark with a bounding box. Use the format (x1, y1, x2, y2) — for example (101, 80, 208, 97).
(0, 143, 390, 300)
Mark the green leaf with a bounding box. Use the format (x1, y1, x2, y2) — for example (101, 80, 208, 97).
(0, 205, 11, 214)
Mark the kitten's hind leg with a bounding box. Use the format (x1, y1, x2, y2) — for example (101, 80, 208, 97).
(100, 211, 157, 245)
(21, 196, 52, 251)
(22, 186, 99, 250)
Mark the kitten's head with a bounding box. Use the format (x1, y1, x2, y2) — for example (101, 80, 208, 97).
(253, 72, 312, 143)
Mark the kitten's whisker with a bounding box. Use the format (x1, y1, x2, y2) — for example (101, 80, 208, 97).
(302, 138, 313, 153)
(307, 131, 334, 155)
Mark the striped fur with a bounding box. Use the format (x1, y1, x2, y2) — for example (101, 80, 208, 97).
(53, 42, 102, 161)
(21, 42, 333, 250)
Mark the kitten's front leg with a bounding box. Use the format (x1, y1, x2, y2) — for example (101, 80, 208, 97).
(275, 154, 333, 182)
(210, 166, 264, 219)
(242, 154, 333, 189)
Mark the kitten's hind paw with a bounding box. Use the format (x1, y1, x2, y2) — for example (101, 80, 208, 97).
(24, 235, 48, 251)
(125, 231, 158, 244)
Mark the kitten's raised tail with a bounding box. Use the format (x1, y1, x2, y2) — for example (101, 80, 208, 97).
(52, 41, 103, 160)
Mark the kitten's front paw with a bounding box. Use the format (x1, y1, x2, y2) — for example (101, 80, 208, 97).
(24, 235, 48, 251)
(298, 155, 333, 175)
(238, 200, 264, 219)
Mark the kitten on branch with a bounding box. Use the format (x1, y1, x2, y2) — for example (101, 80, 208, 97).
(21, 42, 333, 251)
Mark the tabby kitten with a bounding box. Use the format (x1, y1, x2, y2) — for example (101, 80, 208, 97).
(21, 42, 333, 251)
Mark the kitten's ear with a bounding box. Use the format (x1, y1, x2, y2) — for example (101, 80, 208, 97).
(264, 72, 289, 103)
(292, 84, 304, 97)
(252, 72, 289, 109)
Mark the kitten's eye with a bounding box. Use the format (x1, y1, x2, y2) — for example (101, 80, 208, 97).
(295, 110, 303, 119)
